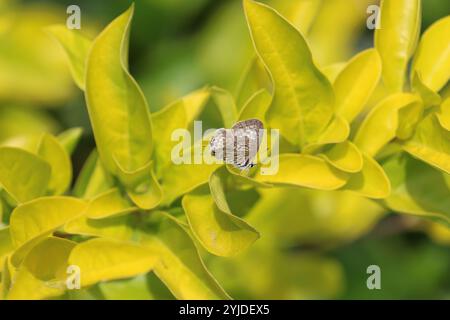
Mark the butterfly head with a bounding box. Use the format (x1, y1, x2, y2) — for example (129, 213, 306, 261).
(209, 128, 226, 158)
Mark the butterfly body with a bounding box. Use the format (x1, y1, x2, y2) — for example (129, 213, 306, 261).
(209, 119, 263, 170)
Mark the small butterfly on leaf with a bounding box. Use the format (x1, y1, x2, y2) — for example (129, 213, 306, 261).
(209, 119, 263, 171)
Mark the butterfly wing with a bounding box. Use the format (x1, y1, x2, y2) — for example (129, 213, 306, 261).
(231, 119, 263, 169)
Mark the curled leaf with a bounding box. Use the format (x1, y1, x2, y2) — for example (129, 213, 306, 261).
(411, 16, 450, 92)
(375, 0, 421, 92)
(321, 141, 363, 173)
(85, 4, 153, 179)
(10, 196, 87, 249)
(244, 0, 334, 147)
(334, 49, 381, 123)
(0, 147, 50, 204)
(341, 154, 391, 199)
(37, 133, 72, 195)
(354, 93, 422, 157)
(403, 113, 450, 174)
(254, 154, 349, 190)
(68, 238, 158, 287)
(140, 212, 231, 299)
(182, 167, 259, 257)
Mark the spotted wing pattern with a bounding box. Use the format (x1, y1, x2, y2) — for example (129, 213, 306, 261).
(209, 119, 263, 170)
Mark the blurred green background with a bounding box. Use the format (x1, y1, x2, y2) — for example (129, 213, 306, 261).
(0, 0, 449, 299)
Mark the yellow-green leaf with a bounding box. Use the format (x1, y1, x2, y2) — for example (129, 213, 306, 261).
(64, 214, 133, 241)
(341, 154, 391, 199)
(0, 227, 13, 267)
(321, 62, 346, 83)
(403, 113, 450, 174)
(140, 212, 230, 299)
(437, 98, 450, 131)
(160, 138, 221, 206)
(46, 25, 92, 90)
(354, 93, 422, 156)
(244, 0, 334, 147)
(238, 89, 271, 124)
(85, 4, 153, 178)
(303, 115, 350, 153)
(182, 168, 259, 257)
(411, 16, 450, 92)
(254, 154, 348, 190)
(411, 71, 442, 108)
(271, 0, 321, 35)
(383, 154, 450, 226)
(73, 149, 112, 199)
(37, 133, 72, 195)
(86, 188, 136, 219)
(210, 86, 238, 128)
(152, 100, 187, 176)
(0, 147, 50, 204)
(114, 160, 162, 210)
(7, 237, 76, 300)
(57, 127, 83, 155)
(334, 49, 381, 123)
(68, 238, 158, 287)
(375, 0, 421, 92)
(10, 196, 87, 248)
(321, 141, 363, 173)
(235, 58, 271, 110)
(182, 87, 211, 125)
(10, 233, 51, 268)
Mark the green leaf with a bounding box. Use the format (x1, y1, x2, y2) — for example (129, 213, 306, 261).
(321, 141, 363, 173)
(160, 138, 221, 206)
(411, 72, 442, 108)
(253, 154, 348, 190)
(271, 0, 321, 35)
(238, 89, 271, 124)
(235, 57, 271, 110)
(0, 147, 50, 204)
(437, 98, 450, 131)
(99, 274, 173, 300)
(57, 127, 83, 155)
(64, 215, 133, 241)
(403, 113, 450, 174)
(182, 167, 259, 257)
(244, 0, 334, 147)
(152, 100, 187, 175)
(210, 86, 238, 128)
(7, 237, 76, 300)
(46, 25, 92, 90)
(10, 196, 87, 248)
(411, 16, 450, 92)
(86, 188, 136, 219)
(10, 233, 51, 268)
(0, 227, 13, 267)
(85, 4, 153, 179)
(73, 149, 112, 199)
(114, 160, 162, 210)
(375, 0, 421, 93)
(68, 238, 158, 287)
(181, 87, 211, 125)
(1, 257, 13, 299)
(354, 93, 423, 157)
(139, 212, 230, 300)
(333, 49, 381, 123)
(303, 115, 350, 153)
(37, 133, 72, 195)
(341, 154, 391, 199)
(383, 154, 450, 226)
(321, 62, 346, 83)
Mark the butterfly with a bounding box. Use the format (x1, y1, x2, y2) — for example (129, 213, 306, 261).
(209, 119, 263, 170)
